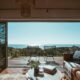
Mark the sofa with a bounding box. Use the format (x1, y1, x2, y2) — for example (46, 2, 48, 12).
(63, 51, 80, 80)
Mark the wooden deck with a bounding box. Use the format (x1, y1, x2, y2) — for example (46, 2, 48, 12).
(0, 56, 64, 80)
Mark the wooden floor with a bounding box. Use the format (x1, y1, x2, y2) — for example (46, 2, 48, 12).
(1, 68, 28, 74)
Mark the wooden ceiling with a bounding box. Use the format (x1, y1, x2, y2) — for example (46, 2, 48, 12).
(0, 0, 80, 9)
(0, 0, 80, 20)
(35, 0, 80, 9)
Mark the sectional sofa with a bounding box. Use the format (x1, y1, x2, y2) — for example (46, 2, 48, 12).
(63, 51, 80, 80)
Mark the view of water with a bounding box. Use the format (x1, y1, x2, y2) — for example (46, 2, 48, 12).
(8, 44, 80, 49)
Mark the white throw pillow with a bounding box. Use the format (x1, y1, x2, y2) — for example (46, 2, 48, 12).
(73, 51, 80, 59)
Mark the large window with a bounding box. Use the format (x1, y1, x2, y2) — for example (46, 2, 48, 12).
(7, 22, 80, 67)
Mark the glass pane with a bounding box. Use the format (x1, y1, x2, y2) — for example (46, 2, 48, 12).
(0, 22, 7, 72)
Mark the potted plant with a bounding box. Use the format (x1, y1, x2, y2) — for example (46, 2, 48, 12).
(30, 60, 40, 77)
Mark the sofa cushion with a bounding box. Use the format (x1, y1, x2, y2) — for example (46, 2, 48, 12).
(64, 61, 72, 73)
(73, 51, 80, 59)
(76, 71, 80, 80)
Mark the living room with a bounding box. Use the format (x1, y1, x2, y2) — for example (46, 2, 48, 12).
(0, 0, 80, 80)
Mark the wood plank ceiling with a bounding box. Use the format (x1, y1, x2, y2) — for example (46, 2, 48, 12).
(0, 0, 80, 19)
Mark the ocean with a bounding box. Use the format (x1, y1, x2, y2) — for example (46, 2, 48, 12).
(8, 44, 80, 49)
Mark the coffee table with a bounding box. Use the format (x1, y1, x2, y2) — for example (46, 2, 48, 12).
(26, 66, 64, 80)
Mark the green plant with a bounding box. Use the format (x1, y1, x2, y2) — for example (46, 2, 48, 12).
(30, 61, 40, 68)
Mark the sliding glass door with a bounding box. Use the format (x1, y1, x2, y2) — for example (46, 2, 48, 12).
(0, 22, 7, 72)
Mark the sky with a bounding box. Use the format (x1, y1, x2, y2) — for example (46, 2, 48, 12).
(8, 22, 80, 46)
